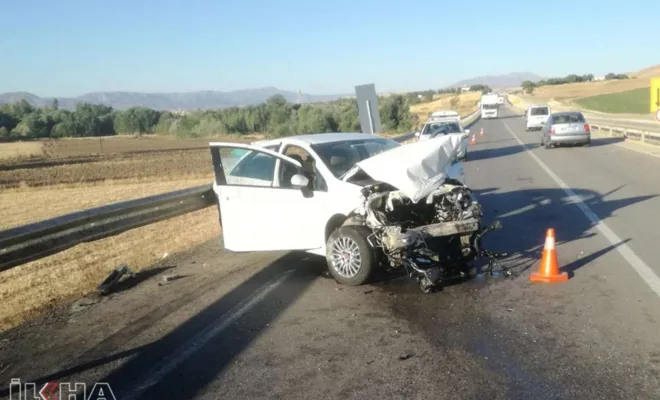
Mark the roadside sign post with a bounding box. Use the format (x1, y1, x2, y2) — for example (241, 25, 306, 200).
(355, 83, 382, 134)
(365, 99, 375, 134)
(650, 78, 660, 118)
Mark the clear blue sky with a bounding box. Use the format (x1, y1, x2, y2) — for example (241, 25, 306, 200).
(1, 0, 657, 97)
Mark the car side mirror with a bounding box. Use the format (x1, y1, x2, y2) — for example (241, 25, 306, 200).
(290, 174, 309, 189)
(414, 132, 420, 137)
(465, 129, 470, 135)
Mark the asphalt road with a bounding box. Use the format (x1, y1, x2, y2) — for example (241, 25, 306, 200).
(2, 108, 660, 399)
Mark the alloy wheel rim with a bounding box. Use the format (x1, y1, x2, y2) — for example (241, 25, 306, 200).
(330, 236, 362, 278)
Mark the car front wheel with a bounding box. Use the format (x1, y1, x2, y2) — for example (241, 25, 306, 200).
(325, 226, 377, 286)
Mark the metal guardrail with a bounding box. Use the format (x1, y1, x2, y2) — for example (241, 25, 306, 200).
(3, 128, 465, 272)
(591, 124, 660, 146)
(0, 185, 216, 272)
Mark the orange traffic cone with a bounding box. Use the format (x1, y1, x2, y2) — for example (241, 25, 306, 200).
(480, 128, 484, 137)
(470, 134, 477, 145)
(530, 228, 568, 282)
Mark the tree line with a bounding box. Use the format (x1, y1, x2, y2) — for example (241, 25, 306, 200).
(521, 72, 630, 94)
(0, 94, 418, 140)
(405, 84, 491, 104)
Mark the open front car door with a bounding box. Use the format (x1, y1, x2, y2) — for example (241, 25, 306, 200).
(209, 142, 325, 252)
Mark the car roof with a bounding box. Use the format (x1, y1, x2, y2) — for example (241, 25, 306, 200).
(253, 132, 394, 146)
(528, 104, 550, 108)
(430, 110, 459, 117)
(425, 117, 460, 124)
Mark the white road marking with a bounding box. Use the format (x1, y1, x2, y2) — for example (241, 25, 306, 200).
(502, 121, 660, 298)
(123, 269, 294, 400)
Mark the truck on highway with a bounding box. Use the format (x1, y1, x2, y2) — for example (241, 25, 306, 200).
(480, 93, 499, 119)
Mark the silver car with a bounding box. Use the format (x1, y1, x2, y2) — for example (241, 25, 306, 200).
(541, 111, 591, 149)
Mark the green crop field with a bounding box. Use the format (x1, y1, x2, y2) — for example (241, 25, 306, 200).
(575, 87, 650, 114)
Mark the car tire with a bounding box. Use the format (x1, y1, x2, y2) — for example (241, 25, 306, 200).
(583, 140, 591, 147)
(326, 226, 377, 286)
(544, 137, 552, 149)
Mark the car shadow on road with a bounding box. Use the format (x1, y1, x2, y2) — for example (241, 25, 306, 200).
(587, 136, 625, 147)
(468, 143, 541, 162)
(473, 186, 656, 277)
(0, 251, 324, 400)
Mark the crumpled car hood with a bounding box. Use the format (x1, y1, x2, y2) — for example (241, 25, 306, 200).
(347, 134, 463, 203)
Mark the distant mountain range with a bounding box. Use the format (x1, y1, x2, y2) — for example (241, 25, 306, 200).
(450, 72, 544, 89)
(0, 72, 545, 111)
(0, 88, 351, 111)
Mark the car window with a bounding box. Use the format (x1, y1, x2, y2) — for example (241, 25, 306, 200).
(552, 114, 585, 124)
(311, 138, 399, 178)
(422, 121, 462, 136)
(281, 145, 327, 191)
(226, 150, 276, 185)
(531, 107, 549, 116)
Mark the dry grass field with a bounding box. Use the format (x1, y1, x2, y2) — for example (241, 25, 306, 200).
(409, 92, 482, 127)
(0, 133, 261, 161)
(0, 141, 45, 161)
(0, 134, 263, 331)
(519, 64, 660, 114)
(0, 207, 220, 331)
(1, 149, 214, 189)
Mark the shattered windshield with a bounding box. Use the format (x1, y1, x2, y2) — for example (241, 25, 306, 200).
(311, 138, 400, 178)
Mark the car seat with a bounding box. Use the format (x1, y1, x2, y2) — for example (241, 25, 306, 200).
(329, 148, 351, 177)
(281, 154, 304, 187)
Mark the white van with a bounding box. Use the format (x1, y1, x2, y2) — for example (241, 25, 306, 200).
(525, 105, 551, 131)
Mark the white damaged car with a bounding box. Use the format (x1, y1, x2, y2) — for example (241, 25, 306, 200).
(209, 133, 504, 292)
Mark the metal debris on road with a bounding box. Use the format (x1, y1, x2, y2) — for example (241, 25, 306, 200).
(398, 353, 415, 361)
(97, 264, 136, 295)
(163, 274, 184, 282)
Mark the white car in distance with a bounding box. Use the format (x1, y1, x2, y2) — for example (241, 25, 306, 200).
(525, 104, 551, 131)
(414, 111, 470, 160)
(209, 132, 495, 292)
